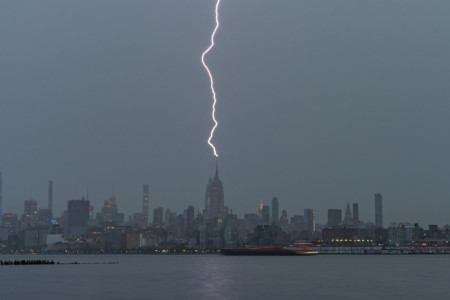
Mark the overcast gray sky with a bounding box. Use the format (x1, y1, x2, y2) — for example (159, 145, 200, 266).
(1, 0, 450, 225)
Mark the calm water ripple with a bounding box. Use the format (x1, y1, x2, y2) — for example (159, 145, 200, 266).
(0, 254, 449, 299)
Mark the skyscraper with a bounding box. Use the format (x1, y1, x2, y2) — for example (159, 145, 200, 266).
(327, 209, 342, 227)
(143, 184, 149, 225)
(375, 193, 383, 228)
(68, 199, 90, 235)
(258, 200, 263, 217)
(165, 208, 175, 228)
(184, 205, 195, 236)
(304, 209, 316, 232)
(343, 203, 353, 226)
(280, 210, 289, 229)
(99, 196, 124, 224)
(271, 197, 279, 223)
(204, 161, 225, 220)
(48, 180, 53, 217)
(262, 205, 270, 225)
(352, 203, 359, 227)
(153, 207, 164, 227)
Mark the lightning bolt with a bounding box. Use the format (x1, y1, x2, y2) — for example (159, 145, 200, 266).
(201, 0, 221, 158)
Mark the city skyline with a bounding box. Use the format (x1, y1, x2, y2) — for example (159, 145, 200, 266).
(0, 165, 447, 227)
(2, 1, 450, 225)
(2, 163, 447, 254)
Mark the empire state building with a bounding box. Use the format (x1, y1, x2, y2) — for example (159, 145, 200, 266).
(204, 161, 225, 220)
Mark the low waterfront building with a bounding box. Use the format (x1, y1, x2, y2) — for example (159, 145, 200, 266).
(387, 224, 414, 245)
(322, 228, 359, 242)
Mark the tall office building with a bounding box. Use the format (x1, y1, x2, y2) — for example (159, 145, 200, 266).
(68, 199, 90, 235)
(99, 196, 124, 224)
(262, 205, 270, 224)
(280, 210, 289, 229)
(204, 161, 225, 220)
(375, 193, 383, 228)
(343, 203, 353, 226)
(271, 197, 279, 223)
(327, 209, 342, 227)
(258, 201, 263, 217)
(48, 180, 53, 217)
(153, 207, 164, 227)
(352, 203, 359, 226)
(101, 196, 118, 218)
(165, 208, 175, 228)
(304, 209, 316, 232)
(143, 184, 149, 225)
(184, 205, 195, 235)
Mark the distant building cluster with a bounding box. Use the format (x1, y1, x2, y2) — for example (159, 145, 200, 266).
(0, 169, 449, 253)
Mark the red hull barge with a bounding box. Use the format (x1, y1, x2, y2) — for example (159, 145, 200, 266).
(222, 246, 317, 256)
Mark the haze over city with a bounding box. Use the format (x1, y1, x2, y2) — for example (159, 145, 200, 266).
(1, 0, 450, 225)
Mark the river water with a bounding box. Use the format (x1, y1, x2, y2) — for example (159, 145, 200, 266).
(0, 254, 448, 299)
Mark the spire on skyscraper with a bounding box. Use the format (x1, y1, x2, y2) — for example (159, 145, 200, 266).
(215, 158, 219, 179)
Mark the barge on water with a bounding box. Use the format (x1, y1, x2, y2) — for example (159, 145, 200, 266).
(222, 245, 318, 256)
